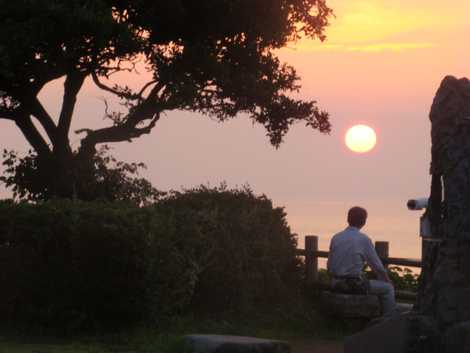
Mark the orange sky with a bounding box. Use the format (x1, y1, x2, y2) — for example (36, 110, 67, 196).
(2, 1, 470, 258)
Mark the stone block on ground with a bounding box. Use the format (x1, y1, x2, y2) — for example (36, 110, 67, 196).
(344, 314, 440, 353)
(397, 302, 413, 314)
(445, 321, 470, 353)
(320, 291, 381, 318)
(183, 334, 291, 353)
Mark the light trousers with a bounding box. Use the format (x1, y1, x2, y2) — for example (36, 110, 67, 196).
(369, 279, 396, 316)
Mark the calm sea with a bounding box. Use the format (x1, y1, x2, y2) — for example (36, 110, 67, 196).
(283, 196, 424, 268)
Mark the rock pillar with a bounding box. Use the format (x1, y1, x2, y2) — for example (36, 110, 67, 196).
(418, 76, 470, 330)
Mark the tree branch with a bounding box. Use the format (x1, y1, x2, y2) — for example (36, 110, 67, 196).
(92, 71, 121, 96)
(78, 112, 161, 158)
(137, 80, 158, 98)
(125, 82, 165, 124)
(77, 77, 167, 158)
(0, 109, 19, 121)
(92, 71, 162, 104)
(15, 112, 51, 156)
(91, 71, 137, 100)
(2, 74, 60, 146)
(27, 97, 58, 145)
(57, 71, 86, 139)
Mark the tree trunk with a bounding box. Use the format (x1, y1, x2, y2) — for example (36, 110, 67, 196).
(41, 149, 79, 199)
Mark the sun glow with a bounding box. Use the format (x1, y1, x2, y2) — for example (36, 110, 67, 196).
(345, 125, 377, 153)
(324, 2, 437, 44)
(289, 1, 463, 53)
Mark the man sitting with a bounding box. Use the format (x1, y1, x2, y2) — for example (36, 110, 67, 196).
(327, 206, 396, 317)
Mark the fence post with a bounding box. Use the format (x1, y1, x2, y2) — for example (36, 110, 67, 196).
(375, 241, 389, 269)
(305, 235, 319, 283)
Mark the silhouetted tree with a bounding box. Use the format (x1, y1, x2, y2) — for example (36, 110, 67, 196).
(1, 146, 163, 204)
(0, 0, 332, 199)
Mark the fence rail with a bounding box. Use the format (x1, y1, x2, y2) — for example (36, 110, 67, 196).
(296, 235, 422, 300)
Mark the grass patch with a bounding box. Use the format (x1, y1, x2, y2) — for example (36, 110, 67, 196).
(0, 310, 361, 353)
(0, 332, 188, 353)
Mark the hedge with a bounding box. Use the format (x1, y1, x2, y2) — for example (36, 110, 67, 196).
(0, 186, 301, 331)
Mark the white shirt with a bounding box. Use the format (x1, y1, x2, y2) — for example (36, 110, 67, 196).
(327, 226, 386, 277)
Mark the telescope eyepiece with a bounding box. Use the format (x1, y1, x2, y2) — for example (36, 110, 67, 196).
(407, 198, 428, 210)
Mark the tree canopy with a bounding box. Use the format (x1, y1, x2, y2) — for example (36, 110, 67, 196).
(0, 0, 333, 200)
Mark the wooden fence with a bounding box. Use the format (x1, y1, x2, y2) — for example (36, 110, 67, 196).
(296, 235, 422, 300)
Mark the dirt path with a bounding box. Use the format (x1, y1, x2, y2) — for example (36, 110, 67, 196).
(290, 338, 343, 353)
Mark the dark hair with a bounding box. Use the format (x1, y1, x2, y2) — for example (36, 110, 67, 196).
(347, 206, 368, 228)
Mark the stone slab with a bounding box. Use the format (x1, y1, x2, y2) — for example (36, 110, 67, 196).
(184, 334, 291, 353)
(320, 291, 381, 318)
(345, 315, 409, 353)
(344, 314, 440, 353)
(445, 321, 470, 353)
(397, 302, 413, 314)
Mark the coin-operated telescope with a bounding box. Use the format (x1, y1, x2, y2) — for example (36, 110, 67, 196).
(407, 197, 432, 238)
(406, 198, 428, 211)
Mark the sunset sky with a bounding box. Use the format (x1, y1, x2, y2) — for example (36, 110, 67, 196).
(2, 0, 470, 258)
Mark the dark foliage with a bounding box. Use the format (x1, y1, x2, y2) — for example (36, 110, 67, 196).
(0, 186, 301, 332)
(152, 185, 302, 314)
(0, 200, 152, 332)
(0, 146, 162, 204)
(387, 266, 419, 292)
(0, 0, 332, 199)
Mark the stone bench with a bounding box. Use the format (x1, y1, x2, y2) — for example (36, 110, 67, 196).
(320, 291, 414, 319)
(320, 291, 381, 318)
(183, 334, 291, 353)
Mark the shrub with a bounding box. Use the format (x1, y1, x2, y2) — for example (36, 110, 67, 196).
(387, 266, 419, 292)
(0, 200, 153, 332)
(153, 185, 301, 314)
(0, 185, 301, 331)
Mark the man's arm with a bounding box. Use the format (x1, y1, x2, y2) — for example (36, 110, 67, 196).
(326, 243, 332, 272)
(375, 268, 392, 284)
(326, 235, 335, 273)
(363, 237, 393, 284)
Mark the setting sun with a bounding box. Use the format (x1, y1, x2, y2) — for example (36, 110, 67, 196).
(345, 125, 377, 153)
